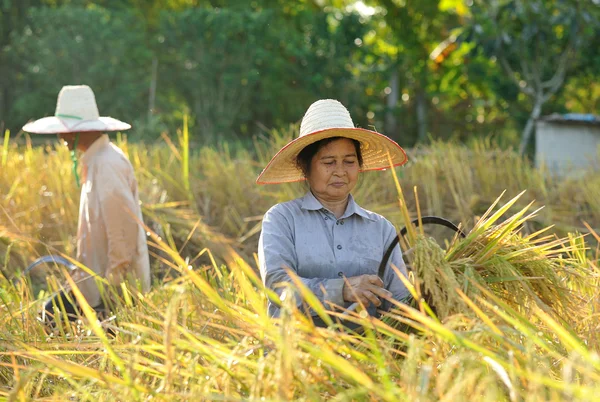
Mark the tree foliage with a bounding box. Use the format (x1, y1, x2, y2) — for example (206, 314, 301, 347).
(7, 6, 152, 130)
(157, 7, 368, 141)
(464, 0, 600, 154)
(0, 0, 598, 146)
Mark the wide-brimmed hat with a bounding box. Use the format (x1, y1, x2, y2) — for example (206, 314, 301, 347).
(256, 99, 408, 184)
(22, 85, 131, 134)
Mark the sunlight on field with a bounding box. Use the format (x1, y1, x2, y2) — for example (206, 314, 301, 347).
(1, 130, 600, 400)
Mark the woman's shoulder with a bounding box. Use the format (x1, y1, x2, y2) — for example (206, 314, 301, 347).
(264, 196, 305, 220)
(354, 203, 393, 225)
(353, 204, 397, 237)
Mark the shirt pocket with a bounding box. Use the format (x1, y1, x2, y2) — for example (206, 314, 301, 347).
(357, 256, 382, 277)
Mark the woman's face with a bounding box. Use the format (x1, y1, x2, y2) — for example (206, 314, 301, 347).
(307, 138, 360, 202)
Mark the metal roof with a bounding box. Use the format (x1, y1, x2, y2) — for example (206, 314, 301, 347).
(539, 113, 600, 126)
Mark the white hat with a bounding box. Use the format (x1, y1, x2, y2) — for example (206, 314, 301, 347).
(256, 99, 408, 184)
(22, 85, 131, 134)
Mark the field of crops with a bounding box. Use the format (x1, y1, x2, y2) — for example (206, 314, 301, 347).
(1, 128, 599, 401)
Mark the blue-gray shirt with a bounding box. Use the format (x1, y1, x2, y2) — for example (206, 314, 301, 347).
(259, 191, 410, 318)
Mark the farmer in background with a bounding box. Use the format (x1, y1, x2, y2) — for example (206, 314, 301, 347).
(257, 99, 410, 324)
(22, 85, 151, 320)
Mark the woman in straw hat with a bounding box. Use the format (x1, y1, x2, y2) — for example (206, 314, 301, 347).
(22, 85, 151, 324)
(257, 99, 410, 325)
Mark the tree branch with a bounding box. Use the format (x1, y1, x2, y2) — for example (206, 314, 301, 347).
(520, 57, 534, 84)
(528, 57, 542, 92)
(541, 21, 579, 91)
(541, 45, 572, 91)
(498, 53, 535, 97)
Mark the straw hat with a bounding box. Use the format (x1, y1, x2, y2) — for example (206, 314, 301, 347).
(22, 85, 131, 134)
(256, 99, 408, 184)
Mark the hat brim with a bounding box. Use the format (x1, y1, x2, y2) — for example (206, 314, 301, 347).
(22, 116, 131, 134)
(256, 127, 408, 184)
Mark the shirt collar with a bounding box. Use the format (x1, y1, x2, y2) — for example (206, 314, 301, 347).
(300, 191, 376, 221)
(300, 191, 324, 211)
(80, 134, 110, 165)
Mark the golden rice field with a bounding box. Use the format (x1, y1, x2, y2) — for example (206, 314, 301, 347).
(1, 126, 600, 401)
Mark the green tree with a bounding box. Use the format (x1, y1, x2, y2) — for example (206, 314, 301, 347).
(376, 0, 461, 143)
(0, 0, 50, 132)
(465, 0, 600, 155)
(556, 19, 600, 113)
(157, 5, 369, 142)
(8, 6, 152, 133)
(326, 0, 478, 145)
(158, 8, 269, 140)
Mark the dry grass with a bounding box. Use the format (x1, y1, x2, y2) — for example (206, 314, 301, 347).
(1, 127, 599, 400)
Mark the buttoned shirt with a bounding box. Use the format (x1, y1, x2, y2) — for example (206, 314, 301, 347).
(73, 135, 151, 307)
(259, 191, 409, 318)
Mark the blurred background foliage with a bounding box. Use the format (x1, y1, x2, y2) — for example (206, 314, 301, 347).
(0, 0, 599, 150)
(2, 3, 600, 398)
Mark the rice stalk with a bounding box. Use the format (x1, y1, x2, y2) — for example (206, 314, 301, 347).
(1, 130, 600, 400)
(2, 129, 9, 168)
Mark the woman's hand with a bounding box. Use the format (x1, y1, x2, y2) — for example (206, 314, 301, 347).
(342, 275, 392, 307)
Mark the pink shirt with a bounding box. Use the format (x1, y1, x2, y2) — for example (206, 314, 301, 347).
(73, 135, 150, 306)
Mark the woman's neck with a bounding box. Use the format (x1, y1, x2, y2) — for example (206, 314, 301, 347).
(313, 192, 349, 219)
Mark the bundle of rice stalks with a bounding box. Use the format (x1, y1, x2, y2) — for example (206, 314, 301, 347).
(395, 176, 595, 326)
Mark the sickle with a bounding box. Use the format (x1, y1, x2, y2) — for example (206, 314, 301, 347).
(344, 216, 465, 315)
(22, 255, 77, 277)
(377, 216, 465, 278)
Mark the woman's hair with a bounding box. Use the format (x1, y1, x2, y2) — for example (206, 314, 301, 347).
(296, 137, 363, 177)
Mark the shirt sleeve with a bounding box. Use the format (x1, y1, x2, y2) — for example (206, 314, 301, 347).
(95, 163, 140, 285)
(259, 206, 345, 315)
(381, 221, 411, 309)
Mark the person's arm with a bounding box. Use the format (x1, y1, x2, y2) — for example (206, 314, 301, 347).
(96, 164, 140, 285)
(259, 207, 345, 315)
(381, 223, 411, 309)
